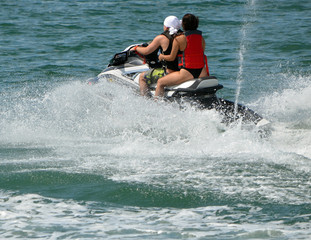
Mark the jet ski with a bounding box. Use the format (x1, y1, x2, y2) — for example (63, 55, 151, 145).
(88, 44, 270, 128)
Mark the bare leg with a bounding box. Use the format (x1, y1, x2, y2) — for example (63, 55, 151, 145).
(139, 72, 149, 96)
(199, 67, 208, 78)
(155, 69, 193, 97)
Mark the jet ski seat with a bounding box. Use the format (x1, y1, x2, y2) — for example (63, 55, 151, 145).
(150, 76, 222, 93)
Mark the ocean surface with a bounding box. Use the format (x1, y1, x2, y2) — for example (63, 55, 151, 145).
(1, 0, 311, 239)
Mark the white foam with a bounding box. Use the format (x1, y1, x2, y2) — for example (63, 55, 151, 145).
(1, 192, 310, 239)
(1, 78, 310, 205)
(249, 74, 311, 160)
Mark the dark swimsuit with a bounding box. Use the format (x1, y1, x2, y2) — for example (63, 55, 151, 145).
(183, 68, 202, 78)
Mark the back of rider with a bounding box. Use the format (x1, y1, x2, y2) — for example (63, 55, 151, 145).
(161, 30, 180, 72)
(144, 30, 180, 86)
(178, 30, 205, 78)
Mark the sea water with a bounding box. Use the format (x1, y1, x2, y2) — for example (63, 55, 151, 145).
(0, 0, 310, 239)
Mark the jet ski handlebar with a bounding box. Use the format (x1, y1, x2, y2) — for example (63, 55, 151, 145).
(109, 43, 162, 68)
(108, 43, 148, 67)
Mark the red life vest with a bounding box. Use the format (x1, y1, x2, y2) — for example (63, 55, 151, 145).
(178, 30, 205, 69)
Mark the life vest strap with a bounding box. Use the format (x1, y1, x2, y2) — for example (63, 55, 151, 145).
(204, 55, 210, 76)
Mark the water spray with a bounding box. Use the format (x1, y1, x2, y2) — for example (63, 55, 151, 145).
(234, 0, 256, 118)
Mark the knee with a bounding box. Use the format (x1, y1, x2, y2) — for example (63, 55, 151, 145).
(157, 78, 165, 88)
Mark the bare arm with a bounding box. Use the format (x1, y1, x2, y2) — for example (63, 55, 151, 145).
(158, 37, 180, 61)
(131, 35, 163, 55)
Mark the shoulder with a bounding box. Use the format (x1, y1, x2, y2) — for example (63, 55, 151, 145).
(148, 34, 166, 47)
(154, 33, 166, 39)
(156, 34, 170, 45)
(154, 34, 167, 41)
(174, 34, 186, 43)
(150, 34, 166, 44)
(176, 34, 186, 40)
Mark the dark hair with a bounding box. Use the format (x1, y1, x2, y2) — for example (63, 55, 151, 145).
(182, 13, 199, 31)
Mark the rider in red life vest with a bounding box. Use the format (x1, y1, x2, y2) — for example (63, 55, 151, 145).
(156, 14, 209, 97)
(178, 29, 209, 78)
